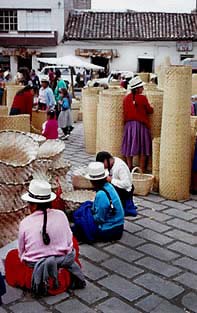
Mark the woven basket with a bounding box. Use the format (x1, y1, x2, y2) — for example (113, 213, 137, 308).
(32, 159, 52, 181)
(82, 87, 102, 154)
(0, 114, 30, 132)
(0, 106, 8, 116)
(72, 167, 94, 190)
(143, 83, 157, 93)
(61, 190, 96, 211)
(108, 80, 120, 87)
(137, 73, 149, 83)
(38, 139, 65, 160)
(131, 167, 154, 196)
(192, 74, 197, 95)
(96, 89, 126, 157)
(30, 124, 42, 135)
(26, 132, 46, 145)
(6, 85, 23, 113)
(159, 66, 192, 200)
(152, 137, 160, 192)
(0, 183, 28, 213)
(32, 110, 47, 132)
(2, 88, 6, 106)
(0, 131, 39, 184)
(146, 90, 163, 139)
(49, 164, 71, 191)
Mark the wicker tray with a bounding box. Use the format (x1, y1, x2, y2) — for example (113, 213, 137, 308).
(38, 139, 65, 160)
(0, 183, 29, 213)
(72, 166, 94, 190)
(60, 190, 96, 211)
(27, 132, 46, 145)
(131, 167, 154, 196)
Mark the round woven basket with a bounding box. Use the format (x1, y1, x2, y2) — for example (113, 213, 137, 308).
(0, 114, 30, 132)
(131, 167, 154, 196)
(51, 151, 66, 169)
(159, 66, 192, 200)
(49, 164, 71, 192)
(82, 87, 102, 154)
(32, 159, 52, 181)
(96, 89, 126, 157)
(0, 131, 39, 184)
(146, 90, 163, 139)
(0, 183, 28, 213)
(38, 139, 65, 160)
(192, 74, 197, 95)
(6, 85, 23, 113)
(72, 167, 94, 190)
(152, 137, 160, 192)
(32, 110, 47, 132)
(0, 106, 8, 116)
(26, 132, 46, 145)
(137, 73, 149, 83)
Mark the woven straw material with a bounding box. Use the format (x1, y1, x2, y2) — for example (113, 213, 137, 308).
(152, 137, 160, 192)
(0, 106, 8, 116)
(0, 183, 28, 213)
(0, 114, 30, 132)
(30, 124, 42, 135)
(0, 207, 30, 248)
(6, 85, 23, 113)
(82, 87, 102, 154)
(2, 88, 6, 106)
(146, 90, 163, 139)
(51, 152, 70, 170)
(32, 110, 46, 132)
(108, 80, 121, 87)
(137, 73, 149, 83)
(49, 164, 71, 191)
(72, 167, 94, 190)
(159, 66, 192, 200)
(131, 167, 154, 196)
(26, 133, 46, 145)
(0, 131, 39, 184)
(143, 83, 157, 93)
(38, 139, 65, 160)
(32, 159, 52, 181)
(61, 190, 96, 211)
(192, 74, 197, 95)
(96, 89, 126, 157)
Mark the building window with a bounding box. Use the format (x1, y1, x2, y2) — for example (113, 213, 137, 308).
(0, 10, 17, 32)
(18, 10, 51, 32)
(180, 54, 194, 61)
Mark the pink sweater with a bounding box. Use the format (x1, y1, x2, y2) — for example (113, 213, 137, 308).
(42, 119, 58, 140)
(18, 209, 73, 262)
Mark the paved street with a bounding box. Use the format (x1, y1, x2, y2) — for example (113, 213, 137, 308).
(1, 122, 197, 313)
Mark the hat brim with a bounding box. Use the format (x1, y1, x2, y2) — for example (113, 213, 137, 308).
(129, 82, 145, 90)
(21, 192, 56, 203)
(84, 169, 109, 181)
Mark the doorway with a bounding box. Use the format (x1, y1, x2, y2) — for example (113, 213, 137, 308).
(91, 56, 109, 77)
(17, 56, 32, 70)
(138, 58, 154, 73)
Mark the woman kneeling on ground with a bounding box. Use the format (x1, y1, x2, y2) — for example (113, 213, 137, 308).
(72, 162, 124, 243)
(5, 179, 86, 296)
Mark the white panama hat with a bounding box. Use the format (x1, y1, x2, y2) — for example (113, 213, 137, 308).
(21, 179, 56, 203)
(128, 76, 145, 90)
(84, 162, 109, 181)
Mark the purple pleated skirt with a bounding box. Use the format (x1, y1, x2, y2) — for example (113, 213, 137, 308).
(121, 121, 152, 157)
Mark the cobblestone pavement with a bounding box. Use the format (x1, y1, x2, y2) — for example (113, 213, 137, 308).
(1, 122, 197, 313)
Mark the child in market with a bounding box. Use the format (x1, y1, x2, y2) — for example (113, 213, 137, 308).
(42, 109, 58, 140)
(58, 88, 74, 139)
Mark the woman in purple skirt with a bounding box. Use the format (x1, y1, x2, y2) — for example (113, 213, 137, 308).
(121, 76, 154, 172)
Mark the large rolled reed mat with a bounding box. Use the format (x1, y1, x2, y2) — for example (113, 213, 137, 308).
(159, 66, 192, 200)
(146, 89, 163, 139)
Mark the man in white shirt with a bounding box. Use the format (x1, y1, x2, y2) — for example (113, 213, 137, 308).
(96, 151, 137, 216)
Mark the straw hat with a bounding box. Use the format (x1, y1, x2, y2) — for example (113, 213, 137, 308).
(41, 77, 49, 83)
(21, 179, 56, 203)
(84, 162, 109, 180)
(128, 76, 145, 90)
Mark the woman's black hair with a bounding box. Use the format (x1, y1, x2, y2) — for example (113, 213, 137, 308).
(37, 202, 51, 245)
(16, 85, 33, 96)
(131, 88, 137, 106)
(60, 87, 69, 98)
(96, 151, 112, 172)
(47, 109, 56, 119)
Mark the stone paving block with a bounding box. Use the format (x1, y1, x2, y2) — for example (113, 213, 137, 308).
(80, 259, 108, 280)
(135, 294, 163, 312)
(0, 308, 7, 313)
(102, 257, 144, 279)
(168, 241, 197, 259)
(137, 243, 179, 261)
(164, 208, 196, 221)
(79, 245, 109, 262)
(166, 218, 197, 233)
(139, 209, 171, 222)
(174, 272, 197, 289)
(138, 200, 168, 211)
(182, 292, 197, 313)
(135, 256, 182, 277)
(75, 281, 108, 304)
(43, 292, 69, 305)
(136, 229, 174, 245)
(103, 243, 144, 262)
(184, 200, 197, 208)
(2, 284, 23, 305)
(98, 274, 148, 302)
(10, 301, 49, 313)
(165, 229, 197, 245)
(119, 232, 145, 248)
(162, 200, 192, 211)
(97, 297, 140, 313)
(134, 273, 184, 299)
(142, 194, 165, 203)
(122, 221, 143, 234)
(173, 257, 197, 274)
(151, 300, 185, 313)
(55, 299, 95, 313)
(135, 218, 171, 233)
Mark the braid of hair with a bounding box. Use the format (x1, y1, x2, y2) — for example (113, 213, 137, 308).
(132, 89, 137, 106)
(42, 208, 50, 245)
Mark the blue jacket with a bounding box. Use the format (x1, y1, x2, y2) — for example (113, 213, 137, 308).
(92, 182, 124, 231)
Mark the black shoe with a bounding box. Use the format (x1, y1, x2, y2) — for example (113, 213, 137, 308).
(69, 278, 86, 290)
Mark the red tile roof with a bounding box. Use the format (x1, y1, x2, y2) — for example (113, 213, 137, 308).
(64, 11, 197, 41)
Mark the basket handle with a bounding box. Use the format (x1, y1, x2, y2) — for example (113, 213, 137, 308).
(131, 167, 143, 174)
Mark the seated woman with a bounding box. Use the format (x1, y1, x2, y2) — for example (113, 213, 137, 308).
(96, 151, 137, 216)
(5, 179, 85, 296)
(72, 162, 124, 243)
